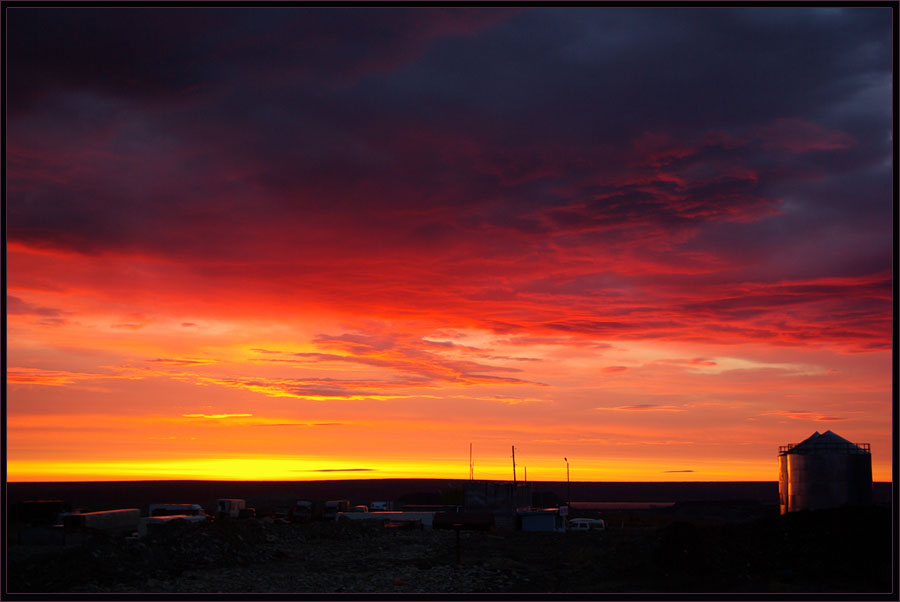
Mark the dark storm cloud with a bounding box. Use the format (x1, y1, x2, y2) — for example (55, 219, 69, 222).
(6, 7, 519, 113)
(10, 8, 889, 235)
(6, 8, 213, 112)
(6, 7, 524, 254)
(374, 7, 890, 141)
(5, 7, 892, 347)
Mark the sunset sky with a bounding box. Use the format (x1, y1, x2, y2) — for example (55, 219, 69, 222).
(6, 7, 894, 483)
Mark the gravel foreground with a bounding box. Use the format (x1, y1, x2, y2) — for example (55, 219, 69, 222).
(7, 505, 892, 595)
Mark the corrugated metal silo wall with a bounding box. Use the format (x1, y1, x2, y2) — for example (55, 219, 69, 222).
(778, 454, 789, 515)
(782, 452, 872, 513)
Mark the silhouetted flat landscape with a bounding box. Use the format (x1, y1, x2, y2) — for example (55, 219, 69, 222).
(9, 478, 804, 510)
(7, 479, 894, 594)
(7, 478, 893, 514)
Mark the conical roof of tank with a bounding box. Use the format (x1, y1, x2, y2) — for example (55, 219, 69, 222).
(790, 430, 862, 452)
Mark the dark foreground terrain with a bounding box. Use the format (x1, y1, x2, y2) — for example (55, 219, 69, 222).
(7, 479, 794, 511)
(7, 504, 892, 595)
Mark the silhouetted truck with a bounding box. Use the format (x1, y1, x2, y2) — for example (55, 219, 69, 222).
(216, 499, 246, 519)
(323, 499, 350, 520)
(291, 500, 320, 522)
(63, 509, 140, 537)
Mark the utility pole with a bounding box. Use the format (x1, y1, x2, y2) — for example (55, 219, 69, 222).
(469, 443, 473, 480)
(564, 457, 570, 505)
(512, 445, 517, 484)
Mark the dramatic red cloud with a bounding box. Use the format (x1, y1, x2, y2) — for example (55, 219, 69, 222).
(8, 240, 890, 354)
(6, 7, 892, 483)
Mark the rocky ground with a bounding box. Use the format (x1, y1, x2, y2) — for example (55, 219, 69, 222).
(6, 505, 892, 594)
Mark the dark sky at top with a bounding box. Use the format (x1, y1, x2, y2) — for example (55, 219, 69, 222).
(6, 6, 894, 348)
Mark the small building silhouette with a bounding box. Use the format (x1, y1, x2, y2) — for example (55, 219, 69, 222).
(778, 430, 872, 514)
(519, 508, 566, 532)
(464, 481, 532, 530)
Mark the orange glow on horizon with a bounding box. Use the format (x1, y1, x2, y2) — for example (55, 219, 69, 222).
(8, 291, 893, 485)
(7, 454, 891, 484)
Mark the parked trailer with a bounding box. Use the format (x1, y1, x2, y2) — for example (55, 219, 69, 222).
(148, 503, 207, 518)
(338, 511, 438, 529)
(139, 513, 209, 537)
(63, 509, 141, 537)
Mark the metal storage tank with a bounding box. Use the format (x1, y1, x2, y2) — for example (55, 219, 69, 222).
(778, 430, 872, 514)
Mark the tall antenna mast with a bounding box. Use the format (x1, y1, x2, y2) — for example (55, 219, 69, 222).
(469, 443, 473, 480)
(512, 445, 517, 484)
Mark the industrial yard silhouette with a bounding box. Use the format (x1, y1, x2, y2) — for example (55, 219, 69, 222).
(7, 464, 893, 594)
